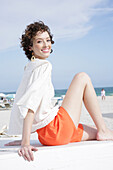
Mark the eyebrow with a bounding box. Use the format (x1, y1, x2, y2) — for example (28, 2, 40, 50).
(35, 37, 50, 40)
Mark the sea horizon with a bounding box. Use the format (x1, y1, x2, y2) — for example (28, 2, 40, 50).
(1, 86, 113, 97)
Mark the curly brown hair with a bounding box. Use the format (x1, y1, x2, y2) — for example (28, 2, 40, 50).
(20, 21, 54, 60)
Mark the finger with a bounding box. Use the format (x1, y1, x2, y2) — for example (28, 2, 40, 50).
(23, 155, 28, 161)
(18, 149, 22, 156)
(21, 149, 25, 156)
(21, 149, 30, 161)
(24, 149, 31, 162)
(31, 146, 38, 152)
(21, 154, 27, 161)
(28, 149, 34, 161)
(18, 149, 28, 161)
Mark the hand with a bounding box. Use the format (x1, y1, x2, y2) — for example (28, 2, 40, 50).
(5, 140, 22, 146)
(18, 145, 38, 161)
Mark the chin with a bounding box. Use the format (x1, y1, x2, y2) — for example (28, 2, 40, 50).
(39, 56, 49, 60)
(43, 54, 50, 58)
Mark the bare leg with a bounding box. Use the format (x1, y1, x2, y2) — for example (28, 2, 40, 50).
(61, 72, 113, 141)
(81, 124, 97, 141)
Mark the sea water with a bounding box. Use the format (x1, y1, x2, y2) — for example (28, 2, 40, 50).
(1, 87, 113, 98)
(54, 87, 113, 97)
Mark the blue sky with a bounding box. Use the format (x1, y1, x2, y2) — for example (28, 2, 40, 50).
(0, 0, 113, 92)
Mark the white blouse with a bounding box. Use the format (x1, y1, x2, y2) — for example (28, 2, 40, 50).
(8, 58, 59, 135)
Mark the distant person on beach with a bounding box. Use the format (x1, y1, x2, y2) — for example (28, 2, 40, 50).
(101, 88, 106, 100)
(5, 21, 113, 162)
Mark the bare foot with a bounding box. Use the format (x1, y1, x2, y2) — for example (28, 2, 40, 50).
(96, 129, 113, 141)
(5, 140, 22, 146)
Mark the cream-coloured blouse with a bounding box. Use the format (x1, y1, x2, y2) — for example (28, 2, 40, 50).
(8, 58, 59, 135)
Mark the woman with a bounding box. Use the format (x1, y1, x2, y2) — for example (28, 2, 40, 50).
(5, 21, 113, 162)
(101, 88, 106, 100)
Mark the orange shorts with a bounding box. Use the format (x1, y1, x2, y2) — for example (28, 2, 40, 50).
(36, 106, 83, 146)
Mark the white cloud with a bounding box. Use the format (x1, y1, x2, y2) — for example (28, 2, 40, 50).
(0, 0, 112, 50)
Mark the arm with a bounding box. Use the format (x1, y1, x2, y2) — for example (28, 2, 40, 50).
(18, 109, 38, 161)
(21, 109, 34, 146)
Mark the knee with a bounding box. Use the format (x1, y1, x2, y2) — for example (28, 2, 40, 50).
(74, 72, 91, 83)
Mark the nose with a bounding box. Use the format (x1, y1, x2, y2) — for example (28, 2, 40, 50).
(43, 40, 48, 47)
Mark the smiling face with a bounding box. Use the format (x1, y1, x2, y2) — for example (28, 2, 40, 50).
(30, 31, 52, 60)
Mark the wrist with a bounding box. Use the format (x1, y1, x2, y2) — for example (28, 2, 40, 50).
(21, 143, 30, 147)
(21, 140, 30, 146)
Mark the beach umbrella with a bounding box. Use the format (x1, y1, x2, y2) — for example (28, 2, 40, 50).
(0, 93, 6, 97)
(6, 94, 15, 99)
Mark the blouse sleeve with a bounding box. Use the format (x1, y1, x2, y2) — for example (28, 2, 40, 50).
(16, 62, 51, 119)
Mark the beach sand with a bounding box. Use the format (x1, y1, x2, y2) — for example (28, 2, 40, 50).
(80, 96, 113, 130)
(0, 96, 113, 132)
(0, 109, 11, 131)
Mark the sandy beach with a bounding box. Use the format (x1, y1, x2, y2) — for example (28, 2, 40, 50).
(0, 96, 113, 132)
(80, 96, 113, 130)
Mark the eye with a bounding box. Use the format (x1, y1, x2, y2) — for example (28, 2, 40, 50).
(47, 39, 51, 42)
(37, 40, 42, 43)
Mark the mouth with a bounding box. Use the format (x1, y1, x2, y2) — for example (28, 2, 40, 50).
(41, 48, 50, 53)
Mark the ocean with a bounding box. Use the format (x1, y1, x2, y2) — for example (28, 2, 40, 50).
(55, 87, 113, 97)
(2, 87, 113, 97)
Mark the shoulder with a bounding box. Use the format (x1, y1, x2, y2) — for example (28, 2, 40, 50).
(33, 60, 52, 74)
(25, 59, 52, 72)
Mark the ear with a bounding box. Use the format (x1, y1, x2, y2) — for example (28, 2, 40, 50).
(29, 46, 33, 51)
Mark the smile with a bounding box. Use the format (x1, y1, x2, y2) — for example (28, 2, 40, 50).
(41, 48, 50, 53)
